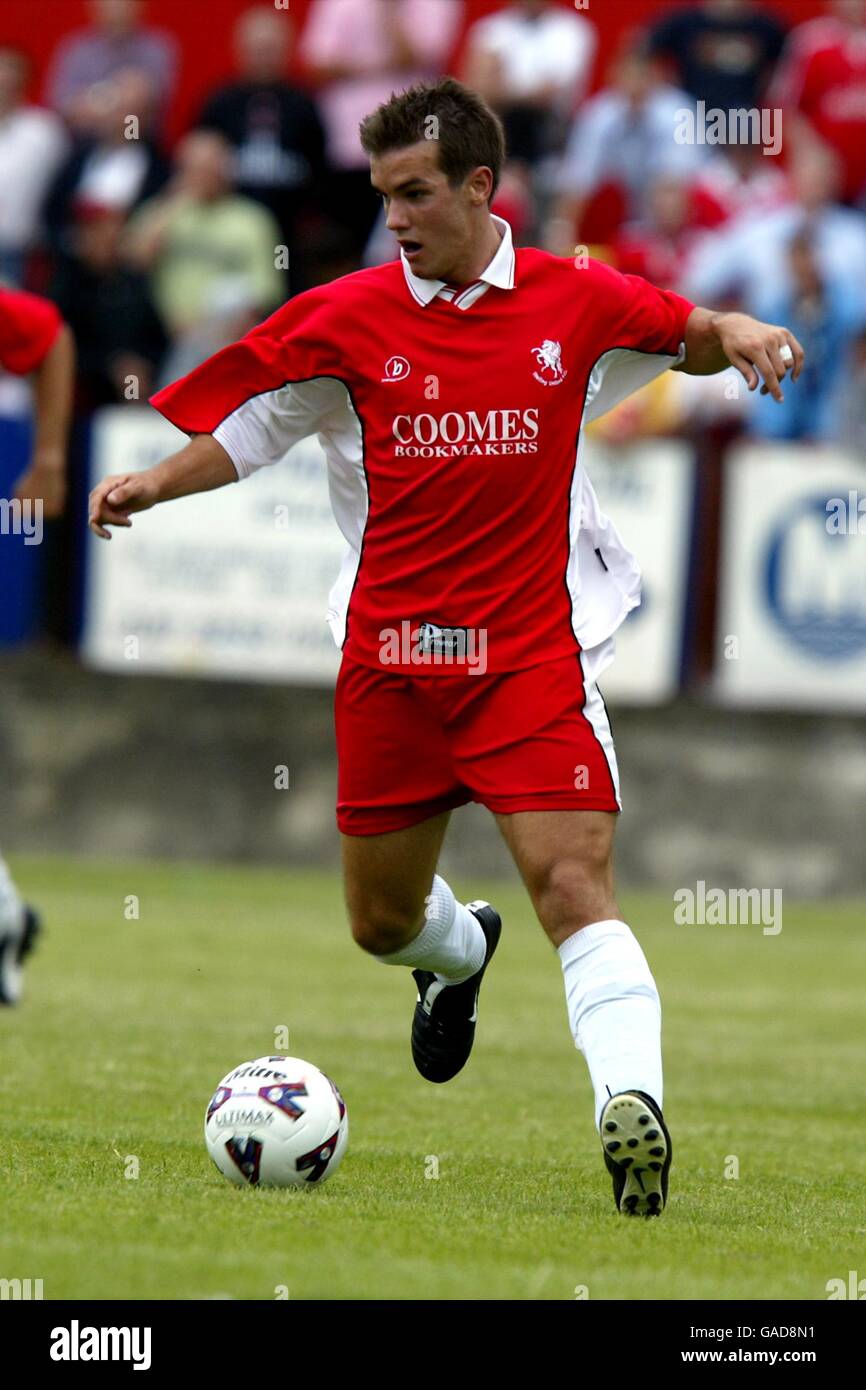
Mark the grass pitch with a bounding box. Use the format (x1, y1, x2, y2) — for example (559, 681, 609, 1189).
(1, 853, 864, 1301)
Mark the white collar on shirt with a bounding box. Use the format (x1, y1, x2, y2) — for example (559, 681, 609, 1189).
(401, 214, 516, 310)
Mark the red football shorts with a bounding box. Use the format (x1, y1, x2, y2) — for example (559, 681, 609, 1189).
(335, 646, 621, 836)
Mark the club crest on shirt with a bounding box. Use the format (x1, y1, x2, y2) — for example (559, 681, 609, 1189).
(382, 355, 411, 383)
(532, 339, 567, 386)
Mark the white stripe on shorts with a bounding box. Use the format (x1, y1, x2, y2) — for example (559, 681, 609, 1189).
(578, 637, 622, 809)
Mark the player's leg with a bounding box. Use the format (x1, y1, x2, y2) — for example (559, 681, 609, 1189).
(494, 809, 662, 1111)
(341, 814, 501, 1082)
(342, 810, 453, 958)
(335, 658, 500, 1081)
(495, 807, 670, 1216)
(0, 853, 41, 1005)
(447, 646, 670, 1214)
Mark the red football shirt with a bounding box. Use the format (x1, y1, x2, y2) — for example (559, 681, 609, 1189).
(0, 288, 62, 376)
(770, 17, 866, 202)
(150, 218, 694, 675)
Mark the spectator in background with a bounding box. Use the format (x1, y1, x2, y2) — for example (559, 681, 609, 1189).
(43, 67, 168, 262)
(44, 0, 177, 139)
(768, 0, 866, 206)
(197, 5, 326, 290)
(613, 155, 790, 289)
(837, 328, 866, 451)
(50, 203, 167, 409)
(0, 47, 68, 285)
(125, 130, 284, 380)
(462, 0, 596, 174)
(300, 0, 463, 253)
(747, 228, 866, 440)
(683, 138, 866, 309)
(648, 0, 786, 113)
(691, 140, 790, 227)
(611, 174, 715, 290)
(544, 35, 703, 254)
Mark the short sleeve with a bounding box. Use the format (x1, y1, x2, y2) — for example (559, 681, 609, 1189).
(0, 289, 63, 375)
(592, 260, 695, 357)
(149, 286, 346, 439)
(583, 261, 695, 423)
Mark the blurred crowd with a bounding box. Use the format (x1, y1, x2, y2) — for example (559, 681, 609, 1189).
(3, 0, 866, 447)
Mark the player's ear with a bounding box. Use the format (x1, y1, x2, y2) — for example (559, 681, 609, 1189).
(468, 166, 493, 206)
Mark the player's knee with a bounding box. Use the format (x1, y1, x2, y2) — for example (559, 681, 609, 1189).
(536, 852, 613, 932)
(348, 899, 424, 956)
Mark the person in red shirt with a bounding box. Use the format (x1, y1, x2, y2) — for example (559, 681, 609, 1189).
(0, 289, 74, 1003)
(88, 78, 803, 1217)
(0, 287, 75, 518)
(769, 0, 866, 204)
(0, 288, 75, 1001)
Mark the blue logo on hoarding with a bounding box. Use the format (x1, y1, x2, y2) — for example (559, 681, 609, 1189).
(763, 495, 866, 660)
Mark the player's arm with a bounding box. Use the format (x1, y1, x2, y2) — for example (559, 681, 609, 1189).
(13, 321, 76, 519)
(673, 306, 805, 402)
(88, 434, 237, 539)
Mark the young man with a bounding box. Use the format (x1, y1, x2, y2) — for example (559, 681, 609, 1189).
(0, 286, 75, 1003)
(88, 79, 803, 1216)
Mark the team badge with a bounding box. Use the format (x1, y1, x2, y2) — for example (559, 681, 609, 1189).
(532, 339, 567, 386)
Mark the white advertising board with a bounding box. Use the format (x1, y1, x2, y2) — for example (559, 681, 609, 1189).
(584, 438, 695, 704)
(715, 443, 866, 710)
(83, 407, 344, 683)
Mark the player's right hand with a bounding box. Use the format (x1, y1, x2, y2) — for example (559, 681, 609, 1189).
(88, 472, 159, 539)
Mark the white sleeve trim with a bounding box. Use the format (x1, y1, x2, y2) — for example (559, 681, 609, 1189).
(584, 345, 683, 424)
(211, 376, 349, 480)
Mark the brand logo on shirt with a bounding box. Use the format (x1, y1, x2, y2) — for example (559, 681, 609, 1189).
(391, 409, 539, 458)
(532, 339, 568, 387)
(382, 355, 411, 383)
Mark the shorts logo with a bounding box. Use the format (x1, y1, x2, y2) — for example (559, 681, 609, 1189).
(382, 355, 411, 383)
(532, 339, 567, 386)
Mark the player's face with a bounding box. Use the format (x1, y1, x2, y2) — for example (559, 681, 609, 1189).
(370, 142, 489, 284)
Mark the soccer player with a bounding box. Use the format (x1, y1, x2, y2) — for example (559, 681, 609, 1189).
(0, 286, 75, 1002)
(88, 79, 803, 1216)
(1, 286, 74, 519)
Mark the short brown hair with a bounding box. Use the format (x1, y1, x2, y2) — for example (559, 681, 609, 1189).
(359, 77, 506, 202)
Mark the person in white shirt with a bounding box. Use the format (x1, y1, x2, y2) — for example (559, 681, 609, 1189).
(301, 0, 463, 250)
(682, 138, 866, 310)
(545, 38, 703, 255)
(0, 47, 68, 284)
(462, 0, 597, 171)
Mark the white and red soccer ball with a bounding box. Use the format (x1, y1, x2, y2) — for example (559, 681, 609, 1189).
(205, 1055, 348, 1188)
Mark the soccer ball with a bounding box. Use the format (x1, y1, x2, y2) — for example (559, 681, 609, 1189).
(204, 1055, 348, 1188)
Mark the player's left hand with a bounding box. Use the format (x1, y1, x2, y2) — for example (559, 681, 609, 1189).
(716, 312, 805, 403)
(13, 455, 67, 519)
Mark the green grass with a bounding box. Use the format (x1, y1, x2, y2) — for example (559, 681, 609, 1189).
(1, 854, 864, 1301)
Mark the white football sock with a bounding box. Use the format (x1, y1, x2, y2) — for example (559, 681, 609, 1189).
(375, 874, 486, 983)
(0, 855, 25, 938)
(559, 919, 663, 1129)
